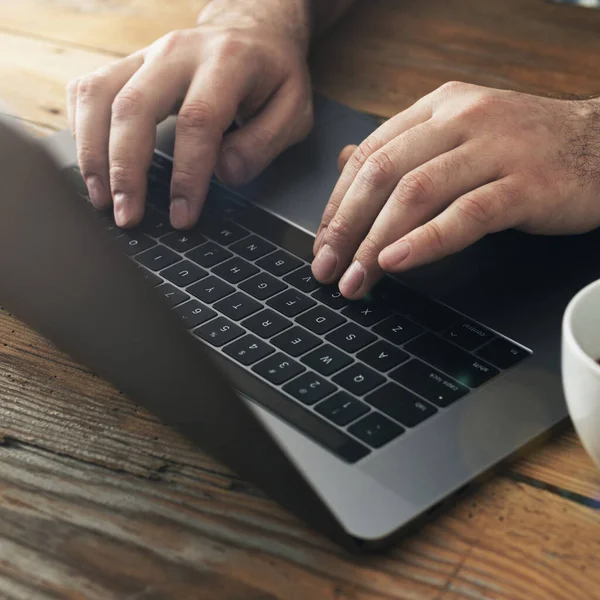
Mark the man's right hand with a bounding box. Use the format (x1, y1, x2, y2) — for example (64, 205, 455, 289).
(67, 0, 314, 229)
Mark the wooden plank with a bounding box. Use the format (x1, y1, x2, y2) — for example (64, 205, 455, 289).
(2, 0, 600, 119)
(2, 304, 600, 598)
(0, 31, 114, 131)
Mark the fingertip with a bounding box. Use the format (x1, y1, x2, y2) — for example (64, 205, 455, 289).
(114, 193, 143, 228)
(379, 240, 411, 272)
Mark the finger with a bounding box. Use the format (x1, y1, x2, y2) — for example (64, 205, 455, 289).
(379, 178, 521, 272)
(75, 54, 144, 210)
(66, 77, 79, 136)
(312, 118, 462, 286)
(339, 142, 499, 298)
(109, 60, 191, 227)
(313, 95, 433, 255)
(215, 77, 313, 187)
(338, 145, 356, 173)
(169, 62, 255, 229)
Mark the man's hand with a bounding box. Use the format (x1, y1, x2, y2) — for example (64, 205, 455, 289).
(68, 0, 318, 229)
(312, 82, 600, 298)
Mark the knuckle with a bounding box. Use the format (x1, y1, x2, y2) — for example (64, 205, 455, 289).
(177, 101, 217, 132)
(109, 163, 135, 192)
(455, 191, 494, 225)
(155, 29, 189, 56)
(350, 136, 379, 171)
(326, 213, 353, 246)
(422, 221, 446, 253)
(112, 86, 145, 122)
(356, 234, 382, 262)
(438, 80, 468, 95)
(360, 150, 396, 188)
(395, 169, 435, 208)
(76, 73, 108, 101)
(212, 33, 252, 60)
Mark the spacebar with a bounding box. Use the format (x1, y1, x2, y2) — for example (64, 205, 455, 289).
(211, 352, 371, 463)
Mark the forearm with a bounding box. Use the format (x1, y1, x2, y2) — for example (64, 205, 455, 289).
(197, 1, 355, 53)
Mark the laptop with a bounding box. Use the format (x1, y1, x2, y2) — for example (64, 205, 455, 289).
(0, 94, 594, 551)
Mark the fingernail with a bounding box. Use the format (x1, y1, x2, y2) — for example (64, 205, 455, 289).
(314, 227, 326, 255)
(170, 197, 190, 229)
(380, 240, 411, 270)
(312, 244, 338, 282)
(218, 147, 246, 186)
(339, 261, 366, 298)
(114, 193, 134, 227)
(86, 175, 109, 209)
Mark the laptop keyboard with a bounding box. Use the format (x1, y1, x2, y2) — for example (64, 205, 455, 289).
(66, 156, 531, 464)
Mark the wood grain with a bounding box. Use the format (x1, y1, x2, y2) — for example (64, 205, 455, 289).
(2, 305, 600, 600)
(2, 0, 600, 597)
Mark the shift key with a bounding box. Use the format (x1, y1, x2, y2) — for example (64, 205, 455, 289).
(405, 333, 499, 388)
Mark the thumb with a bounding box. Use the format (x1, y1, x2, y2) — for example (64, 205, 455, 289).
(215, 81, 313, 187)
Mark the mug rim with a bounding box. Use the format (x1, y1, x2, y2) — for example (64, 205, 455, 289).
(564, 278, 600, 376)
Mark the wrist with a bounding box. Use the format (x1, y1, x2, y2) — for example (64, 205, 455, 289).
(197, 0, 312, 55)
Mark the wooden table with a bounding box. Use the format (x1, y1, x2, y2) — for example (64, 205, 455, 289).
(2, 1, 600, 598)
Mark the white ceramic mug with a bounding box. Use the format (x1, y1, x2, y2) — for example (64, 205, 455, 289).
(562, 279, 600, 468)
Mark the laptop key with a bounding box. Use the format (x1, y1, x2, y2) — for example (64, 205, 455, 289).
(161, 260, 207, 287)
(410, 299, 460, 332)
(366, 383, 437, 428)
(315, 392, 370, 426)
(223, 334, 274, 366)
(201, 218, 249, 246)
(357, 340, 409, 372)
(312, 286, 349, 310)
(284, 265, 320, 293)
(252, 353, 305, 385)
(348, 413, 404, 449)
(242, 309, 292, 339)
(118, 231, 156, 256)
(156, 283, 189, 308)
(272, 326, 322, 357)
(443, 320, 495, 351)
(230, 234, 276, 261)
(137, 245, 180, 271)
(257, 249, 303, 277)
(390, 359, 469, 407)
(139, 208, 173, 238)
(214, 291, 261, 321)
(187, 275, 234, 304)
(342, 298, 388, 327)
(173, 300, 216, 329)
(161, 230, 206, 253)
(283, 373, 336, 405)
(326, 323, 376, 354)
(301, 344, 352, 376)
(240, 272, 287, 300)
(373, 315, 423, 345)
(213, 256, 259, 284)
(333, 363, 385, 396)
(186, 242, 232, 268)
(296, 305, 345, 335)
(267, 289, 316, 317)
(195, 316, 244, 347)
(476, 338, 530, 369)
(405, 333, 499, 387)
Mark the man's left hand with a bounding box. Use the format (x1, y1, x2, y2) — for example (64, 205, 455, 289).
(312, 82, 600, 298)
